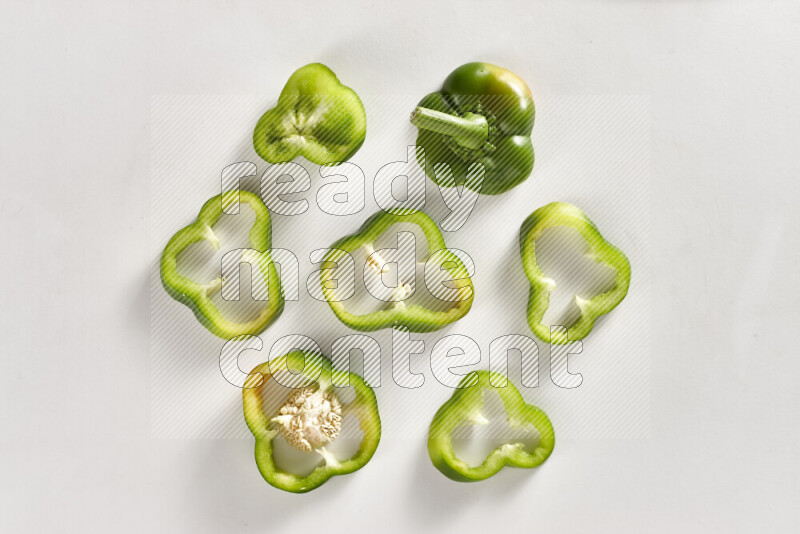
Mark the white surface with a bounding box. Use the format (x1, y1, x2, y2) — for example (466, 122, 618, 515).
(149, 93, 650, 442)
(2, 1, 799, 532)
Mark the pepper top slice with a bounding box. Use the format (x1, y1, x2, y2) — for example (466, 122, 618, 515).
(411, 62, 535, 195)
(428, 370, 555, 482)
(253, 63, 367, 166)
(519, 202, 631, 344)
(160, 191, 284, 339)
(321, 209, 474, 332)
(242, 350, 381, 493)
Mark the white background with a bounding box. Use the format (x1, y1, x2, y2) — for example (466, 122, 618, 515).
(149, 93, 650, 442)
(2, 1, 799, 532)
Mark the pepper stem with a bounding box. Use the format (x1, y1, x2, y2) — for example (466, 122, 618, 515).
(410, 107, 488, 150)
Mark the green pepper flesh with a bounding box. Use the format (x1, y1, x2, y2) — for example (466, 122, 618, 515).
(428, 371, 555, 482)
(321, 210, 474, 332)
(242, 350, 381, 493)
(160, 191, 284, 339)
(253, 63, 367, 166)
(519, 201, 631, 344)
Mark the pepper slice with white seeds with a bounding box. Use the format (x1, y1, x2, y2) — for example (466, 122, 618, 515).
(243, 350, 381, 493)
(321, 209, 474, 332)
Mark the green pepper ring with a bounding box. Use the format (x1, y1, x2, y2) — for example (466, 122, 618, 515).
(160, 191, 284, 339)
(243, 350, 381, 493)
(428, 370, 555, 482)
(519, 201, 631, 345)
(321, 209, 474, 332)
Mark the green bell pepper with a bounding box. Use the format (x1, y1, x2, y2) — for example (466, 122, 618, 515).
(242, 350, 381, 493)
(253, 63, 367, 166)
(410, 62, 535, 195)
(160, 191, 284, 339)
(519, 202, 631, 345)
(428, 370, 555, 482)
(321, 209, 474, 332)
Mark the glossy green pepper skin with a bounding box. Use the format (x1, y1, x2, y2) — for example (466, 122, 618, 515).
(321, 209, 474, 332)
(428, 371, 555, 482)
(411, 62, 535, 195)
(160, 191, 284, 339)
(520, 202, 631, 345)
(253, 63, 367, 165)
(243, 351, 381, 493)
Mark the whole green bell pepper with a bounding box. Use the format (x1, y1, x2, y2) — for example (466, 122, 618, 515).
(253, 63, 367, 166)
(519, 202, 631, 344)
(242, 350, 381, 493)
(410, 62, 535, 195)
(428, 370, 555, 482)
(321, 209, 474, 332)
(160, 191, 284, 339)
